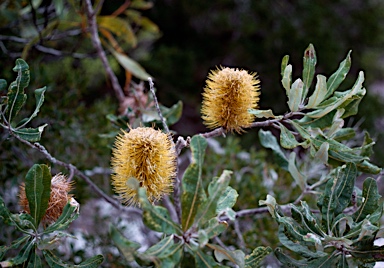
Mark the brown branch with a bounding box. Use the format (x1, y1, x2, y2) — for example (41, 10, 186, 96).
(84, 0, 126, 106)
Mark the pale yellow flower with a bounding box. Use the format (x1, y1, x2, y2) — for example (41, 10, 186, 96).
(111, 127, 176, 206)
(201, 67, 261, 133)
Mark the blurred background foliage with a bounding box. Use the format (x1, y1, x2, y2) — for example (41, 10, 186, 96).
(1, 0, 384, 266)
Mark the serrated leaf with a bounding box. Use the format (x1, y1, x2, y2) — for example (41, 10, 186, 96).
(302, 44, 317, 100)
(288, 152, 306, 191)
(282, 64, 292, 94)
(208, 243, 245, 267)
(248, 108, 283, 119)
(160, 100, 183, 126)
(138, 188, 180, 234)
(307, 75, 327, 108)
(353, 178, 381, 223)
(325, 50, 352, 99)
(43, 200, 79, 234)
(259, 130, 288, 170)
(16, 87, 46, 129)
(288, 78, 304, 112)
(110, 225, 140, 262)
(194, 170, 232, 226)
(181, 135, 208, 231)
(25, 164, 52, 227)
(107, 45, 151, 80)
(6, 59, 30, 122)
(12, 124, 48, 142)
(245, 246, 272, 268)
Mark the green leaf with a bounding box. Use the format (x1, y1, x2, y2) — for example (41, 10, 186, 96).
(281, 55, 289, 77)
(203, 218, 228, 239)
(331, 128, 355, 142)
(288, 78, 304, 112)
(107, 45, 151, 80)
(189, 247, 220, 268)
(302, 44, 317, 100)
(314, 142, 329, 164)
(138, 188, 180, 234)
(360, 132, 374, 157)
(15, 87, 46, 129)
(353, 178, 381, 223)
(259, 194, 277, 218)
(160, 100, 183, 126)
(274, 248, 308, 267)
(325, 50, 352, 99)
(110, 225, 140, 262)
(245, 246, 272, 268)
(216, 186, 238, 216)
(144, 235, 183, 262)
(282, 64, 292, 94)
(27, 249, 42, 268)
(12, 124, 48, 142)
(97, 15, 137, 47)
(279, 123, 309, 149)
(288, 152, 306, 191)
(209, 243, 245, 267)
(0, 236, 30, 261)
(181, 135, 208, 231)
(248, 108, 283, 119)
(194, 170, 232, 226)
(6, 59, 30, 122)
(7, 241, 34, 266)
(25, 164, 52, 227)
(258, 130, 288, 170)
(278, 225, 326, 258)
(43, 200, 80, 234)
(43, 250, 104, 268)
(307, 75, 327, 109)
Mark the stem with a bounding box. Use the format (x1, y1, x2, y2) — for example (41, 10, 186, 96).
(84, 0, 126, 106)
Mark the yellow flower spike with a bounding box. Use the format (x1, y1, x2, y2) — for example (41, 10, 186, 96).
(19, 174, 74, 226)
(111, 127, 176, 206)
(201, 66, 261, 133)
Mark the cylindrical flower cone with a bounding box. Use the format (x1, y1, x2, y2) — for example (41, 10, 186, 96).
(201, 67, 261, 133)
(111, 127, 176, 206)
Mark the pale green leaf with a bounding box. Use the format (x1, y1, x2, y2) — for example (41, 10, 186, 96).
(248, 108, 283, 119)
(325, 50, 352, 99)
(282, 64, 292, 94)
(259, 130, 288, 170)
(288, 78, 304, 112)
(209, 243, 245, 267)
(307, 74, 327, 109)
(302, 43, 317, 100)
(288, 152, 306, 191)
(12, 124, 47, 142)
(353, 178, 381, 223)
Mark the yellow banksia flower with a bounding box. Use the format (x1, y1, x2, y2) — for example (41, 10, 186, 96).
(201, 67, 261, 133)
(111, 127, 176, 206)
(19, 174, 74, 226)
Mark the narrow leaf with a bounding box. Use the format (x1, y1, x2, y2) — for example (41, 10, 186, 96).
(6, 59, 30, 122)
(325, 50, 352, 99)
(25, 164, 52, 227)
(43, 200, 80, 234)
(281, 55, 289, 77)
(288, 78, 304, 112)
(97, 16, 137, 47)
(302, 44, 317, 100)
(209, 243, 245, 267)
(259, 130, 288, 170)
(307, 75, 327, 108)
(16, 87, 46, 129)
(110, 225, 140, 262)
(288, 152, 306, 191)
(245, 246, 272, 268)
(282, 64, 292, 94)
(203, 218, 228, 239)
(0, 79, 7, 91)
(27, 249, 42, 268)
(160, 100, 183, 126)
(181, 135, 208, 231)
(248, 108, 283, 119)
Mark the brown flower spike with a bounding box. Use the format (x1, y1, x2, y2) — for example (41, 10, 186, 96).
(19, 174, 74, 226)
(111, 127, 176, 206)
(201, 67, 261, 133)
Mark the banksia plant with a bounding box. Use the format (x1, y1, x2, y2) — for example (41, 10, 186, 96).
(201, 66, 261, 133)
(111, 127, 176, 206)
(19, 173, 74, 226)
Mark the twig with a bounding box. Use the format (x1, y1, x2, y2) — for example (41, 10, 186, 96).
(10, 133, 141, 215)
(148, 77, 182, 223)
(84, 0, 126, 106)
(233, 219, 246, 250)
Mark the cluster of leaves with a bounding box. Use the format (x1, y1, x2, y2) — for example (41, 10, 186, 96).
(111, 135, 271, 267)
(0, 164, 103, 267)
